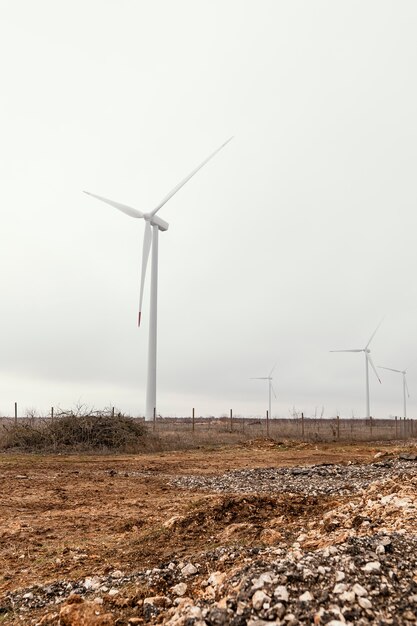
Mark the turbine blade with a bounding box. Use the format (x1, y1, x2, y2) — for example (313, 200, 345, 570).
(378, 366, 402, 373)
(365, 318, 384, 349)
(83, 191, 144, 219)
(250, 377, 269, 380)
(138, 221, 152, 326)
(367, 353, 381, 383)
(330, 349, 363, 353)
(150, 137, 233, 216)
(271, 384, 277, 399)
(268, 362, 277, 377)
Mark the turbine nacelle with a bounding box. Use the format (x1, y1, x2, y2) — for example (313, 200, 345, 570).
(145, 214, 169, 231)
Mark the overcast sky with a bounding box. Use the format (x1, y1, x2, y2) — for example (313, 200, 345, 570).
(1, 1, 417, 419)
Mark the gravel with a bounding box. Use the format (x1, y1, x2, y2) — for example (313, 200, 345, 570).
(169, 458, 417, 496)
(2, 454, 417, 625)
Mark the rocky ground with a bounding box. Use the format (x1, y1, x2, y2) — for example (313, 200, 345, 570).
(0, 443, 416, 625)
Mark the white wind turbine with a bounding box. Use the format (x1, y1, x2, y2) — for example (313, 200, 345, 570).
(250, 364, 277, 419)
(84, 137, 233, 420)
(378, 365, 410, 419)
(330, 322, 383, 419)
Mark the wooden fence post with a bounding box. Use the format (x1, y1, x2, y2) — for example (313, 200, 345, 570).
(192, 407, 195, 433)
(301, 412, 305, 440)
(14, 402, 17, 425)
(111, 406, 115, 418)
(51, 406, 54, 423)
(395, 416, 398, 439)
(230, 409, 233, 432)
(337, 415, 340, 440)
(266, 410, 269, 437)
(153, 407, 156, 432)
(370, 416, 373, 438)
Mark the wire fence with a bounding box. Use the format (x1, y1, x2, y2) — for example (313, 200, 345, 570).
(1, 409, 414, 443)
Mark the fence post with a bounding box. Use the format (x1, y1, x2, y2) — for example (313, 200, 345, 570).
(14, 402, 17, 425)
(153, 407, 156, 432)
(51, 406, 54, 423)
(266, 410, 269, 437)
(301, 412, 305, 440)
(337, 415, 340, 440)
(395, 416, 398, 439)
(192, 407, 195, 433)
(230, 409, 233, 432)
(370, 416, 373, 438)
(111, 406, 115, 418)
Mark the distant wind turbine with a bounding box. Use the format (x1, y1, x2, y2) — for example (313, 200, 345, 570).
(378, 365, 410, 419)
(84, 137, 233, 420)
(330, 321, 383, 418)
(250, 364, 277, 419)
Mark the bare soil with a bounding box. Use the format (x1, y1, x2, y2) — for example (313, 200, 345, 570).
(0, 440, 409, 623)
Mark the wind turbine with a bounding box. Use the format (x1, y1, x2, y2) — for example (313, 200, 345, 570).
(330, 322, 383, 419)
(84, 137, 233, 420)
(250, 364, 277, 420)
(378, 365, 410, 419)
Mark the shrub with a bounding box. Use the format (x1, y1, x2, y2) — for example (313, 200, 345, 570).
(0, 408, 147, 452)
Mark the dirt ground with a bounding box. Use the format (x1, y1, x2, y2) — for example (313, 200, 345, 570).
(0, 439, 409, 624)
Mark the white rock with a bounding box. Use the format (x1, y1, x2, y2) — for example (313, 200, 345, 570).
(252, 589, 270, 611)
(326, 621, 346, 626)
(23, 592, 34, 600)
(172, 582, 188, 596)
(208, 572, 226, 588)
(333, 583, 348, 594)
(352, 583, 368, 597)
(181, 563, 198, 577)
(187, 606, 203, 619)
(358, 597, 372, 609)
(108, 588, 118, 597)
(339, 590, 355, 603)
(252, 571, 274, 587)
(335, 571, 345, 582)
(362, 561, 381, 573)
(274, 585, 289, 602)
(111, 569, 123, 579)
(84, 576, 101, 591)
(299, 591, 313, 602)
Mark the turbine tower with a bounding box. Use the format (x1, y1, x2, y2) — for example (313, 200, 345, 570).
(250, 364, 277, 420)
(330, 322, 382, 419)
(378, 365, 409, 419)
(84, 137, 233, 420)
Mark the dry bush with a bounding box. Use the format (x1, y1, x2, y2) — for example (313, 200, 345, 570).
(0, 408, 147, 452)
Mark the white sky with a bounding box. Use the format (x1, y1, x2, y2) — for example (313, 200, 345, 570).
(1, 1, 417, 419)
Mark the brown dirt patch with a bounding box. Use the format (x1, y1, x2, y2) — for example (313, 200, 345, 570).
(0, 440, 406, 623)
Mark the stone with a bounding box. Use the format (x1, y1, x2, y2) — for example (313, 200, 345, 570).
(252, 590, 270, 611)
(274, 586, 289, 602)
(143, 596, 169, 608)
(299, 591, 313, 602)
(172, 583, 187, 596)
(403, 611, 416, 621)
(181, 563, 197, 577)
(208, 572, 226, 588)
(352, 583, 368, 597)
(358, 597, 372, 609)
(361, 561, 380, 573)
